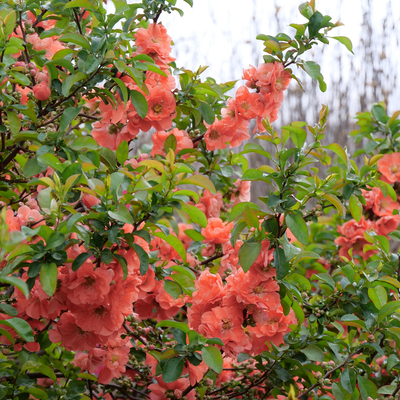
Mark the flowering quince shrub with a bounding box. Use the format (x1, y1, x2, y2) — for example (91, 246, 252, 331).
(2, 1, 400, 400)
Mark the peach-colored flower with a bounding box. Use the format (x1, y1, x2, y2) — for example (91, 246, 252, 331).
(255, 62, 291, 102)
(196, 189, 223, 219)
(335, 218, 378, 261)
(91, 119, 134, 150)
(198, 305, 249, 355)
(204, 118, 234, 151)
(66, 262, 113, 306)
(378, 153, 400, 184)
(201, 218, 234, 245)
(49, 312, 108, 351)
(230, 179, 251, 205)
(225, 268, 281, 311)
(372, 189, 400, 217)
(235, 86, 265, 120)
(149, 377, 195, 400)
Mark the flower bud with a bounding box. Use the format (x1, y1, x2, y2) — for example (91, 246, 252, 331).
(33, 82, 51, 101)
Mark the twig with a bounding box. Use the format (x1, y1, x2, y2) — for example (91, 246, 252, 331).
(153, 6, 164, 23)
(200, 253, 223, 265)
(123, 322, 148, 346)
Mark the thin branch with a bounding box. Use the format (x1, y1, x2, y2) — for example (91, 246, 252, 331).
(200, 253, 223, 265)
(123, 322, 148, 346)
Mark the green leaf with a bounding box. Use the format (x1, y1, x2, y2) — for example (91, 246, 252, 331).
(113, 77, 129, 105)
(62, 71, 87, 97)
(164, 133, 177, 153)
(301, 344, 325, 362)
(229, 202, 260, 222)
(322, 193, 346, 217)
(40, 262, 58, 296)
(37, 153, 64, 172)
(0, 303, 18, 316)
(303, 61, 320, 80)
(274, 247, 290, 280)
(116, 141, 129, 165)
(45, 232, 64, 250)
(59, 33, 91, 50)
(308, 11, 324, 37)
(324, 143, 348, 165)
(358, 375, 378, 400)
(152, 231, 186, 262)
(71, 136, 98, 150)
(172, 272, 195, 296)
(331, 36, 354, 54)
(113, 254, 128, 280)
(285, 213, 308, 245)
(108, 207, 133, 224)
(23, 157, 47, 177)
(181, 204, 207, 228)
(368, 285, 387, 310)
(378, 276, 400, 289)
(59, 106, 82, 132)
(162, 357, 184, 383)
(198, 101, 215, 125)
(164, 280, 182, 299)
(0, 276, 30, 298)
(179, 175, 216, 194)
(239, 242, 261, 273)
(378, 386, 397, 395)
(314, 272, 336, 289)
(377, 300, 400, 323)
(72, 253, 92, 271)
(132, 243, 150, 275)
(130, 90, 148, 119)
(38, 365, 57, 382)
(341, 367, 356, 393)
(283, 125, 307, 149)
(0, 317, 34, 342)
(349, 195, 362, 222)
(201, 346, 223, 373)
(341, 314, 366, 329)
(157, 321, 190, 335)
(332, 383, 351, 400)
(244, 206, 260, 229)
(7, 110, 21, 135)
(64, 0, 94, 8)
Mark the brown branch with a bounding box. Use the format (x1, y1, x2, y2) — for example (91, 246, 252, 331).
(200, 253, 223, 265)
(123, 322, 148, 346)
(153, 6, 164, 23)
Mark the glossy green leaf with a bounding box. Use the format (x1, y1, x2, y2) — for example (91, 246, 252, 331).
(201, 346, 223, 373)
(198, 101, 215, 125)
(156, 320, 190, 333)
(368, 285, 387, 310)
(331, 36, 354, 54)
(301, 344, 325, 362)
(274, 247, 290, 280)
(349, 195, 362, 222)
(181, 203, 207, 228)
(358, 375, 378, 400)
(130, 90, 148, 119)
(40, 262, 58, 296)
(0, 317, 34, 342)
(285, 213, 309, 245)
(162, 357, 184, 383)
(239, 242, 261, 273)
